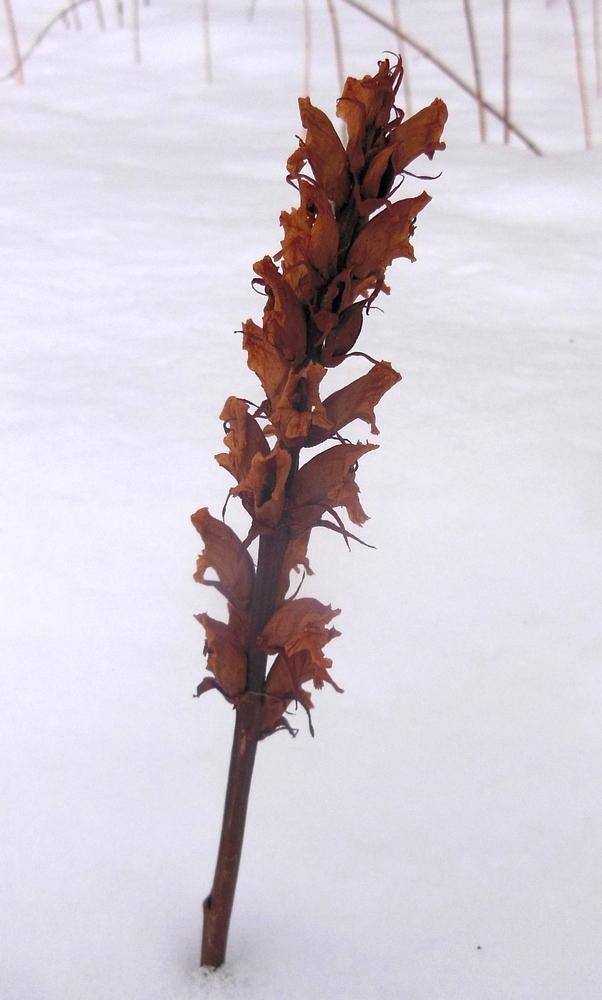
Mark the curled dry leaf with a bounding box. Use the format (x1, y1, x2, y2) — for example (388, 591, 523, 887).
(347, 192, 432, 293)
(261, 595, 341, 654)
(362, 98, 448, 199)
(291, 441, 378, 527)
(260, 597, 342, 695)
(195, 612, 247, 699)
(215, 396, 270, 486)
(191, 507, 255, 610)
(336, 58, 403, 175)
(261, 650, 316, 738)
(287, 97, 351, 210)
(253, 255, 308, 368)
(278, 180, 339, 304)
(231, 444, 292, 534)
(241, 319, 290, 410)
(266, 361, 332, 448)
(307, 360, 401, 445)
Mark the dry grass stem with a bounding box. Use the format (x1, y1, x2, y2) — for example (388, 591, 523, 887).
(93, 0, 106, 31)
(390, 0, 412, 115)
(302, 0, 311, 95)
(593, 0, 601, 96)
(326, 0, 345, 93)
(202, 0, 212, 82)
(566, 0, 592, 147)
(462, 0, 486, 142)
(502, 0, 511, 144)
(132, 0, 141, 63)
(2, 0, 24, 83)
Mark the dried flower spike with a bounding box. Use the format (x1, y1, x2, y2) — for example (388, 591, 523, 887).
(193, 57, 447, 969)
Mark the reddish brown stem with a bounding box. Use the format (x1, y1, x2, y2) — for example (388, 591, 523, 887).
(201, 521, 291, 968)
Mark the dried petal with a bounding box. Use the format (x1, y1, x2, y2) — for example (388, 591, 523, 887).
(320, 300, 365, 367)
(191, 507, 255, 610)
(261, 650, 316, 737)
(287, 97, 351, 209)
(260, 597, 341, 680)
(362, 98, 447, 200)
(215, 396, 270, 485)
(336, 58, 403, 174)
(279, 180, 339, 303)
(347, 192, 432, 296)
(276, 527, 314, 605)
(232, 444, 292, 532)
(241, 319, 289, 410)
(291, 441, 378, 526)
(267, 361, 332, 447)
(391, 98, 448, 173)
(195, 613, 247, 698)
(253, 255, 308, 367)
(307, 361, 401, 445)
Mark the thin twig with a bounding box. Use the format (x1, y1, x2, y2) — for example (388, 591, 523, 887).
(502, 0, 511, 143)
(93, 0, 106, 31)
(0, 0, 95, 83)
(390, 0, 412, 115)
(202, 0, 212, 82)
(326, 0, 345, 93)
(566, 0, 592, 147)
(462, 0, 486, 141)
(339, 0, 543, 154)
(302, 0, 311, 96)
(115, 0, 124, 28)
(593, 0, 601, 97)
(132, 0, 141, 63)
(2, 0, 24, 83)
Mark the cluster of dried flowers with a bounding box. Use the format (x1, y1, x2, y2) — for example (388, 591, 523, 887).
(192, 57, 447, 739)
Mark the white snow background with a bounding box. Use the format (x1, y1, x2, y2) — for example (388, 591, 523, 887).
(1, 1, 601, 997)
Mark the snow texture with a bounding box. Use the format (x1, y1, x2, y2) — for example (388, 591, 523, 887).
(1, 1, 601, 997)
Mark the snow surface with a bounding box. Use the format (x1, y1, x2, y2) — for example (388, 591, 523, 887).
(1, 1, 601, 998)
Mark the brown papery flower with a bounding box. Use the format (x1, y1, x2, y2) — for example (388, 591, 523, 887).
(194, 57, 447, 969)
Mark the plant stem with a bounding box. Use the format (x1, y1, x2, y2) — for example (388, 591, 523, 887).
(566, 0, 592, 149)
(326, 0, 345, 94)
(462, 0, 486, 142)
(3, 0, 24, 84)
(201, 522, 291, 968)
(502, 0, 511, 144)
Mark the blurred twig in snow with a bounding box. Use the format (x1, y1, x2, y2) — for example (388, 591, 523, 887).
(462, 0, 487, 142)
(503, 0, 511, 144)
(390, 0, 412, 115)
(202, 0, 212, 82)
(592, 0, 601, 96)
(2, 0, 24, 83)
(326, 0, 344, 93)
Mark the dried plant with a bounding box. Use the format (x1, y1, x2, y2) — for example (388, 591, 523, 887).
(192, 56, 447, 969)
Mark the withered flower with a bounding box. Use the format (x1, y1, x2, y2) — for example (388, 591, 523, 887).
(194, 57, 447, 970)
(195, 55, 447, 730)
(191, 507, 255, 609)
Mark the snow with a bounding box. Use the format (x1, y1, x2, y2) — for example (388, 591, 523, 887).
(1, 1, 601, 997)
